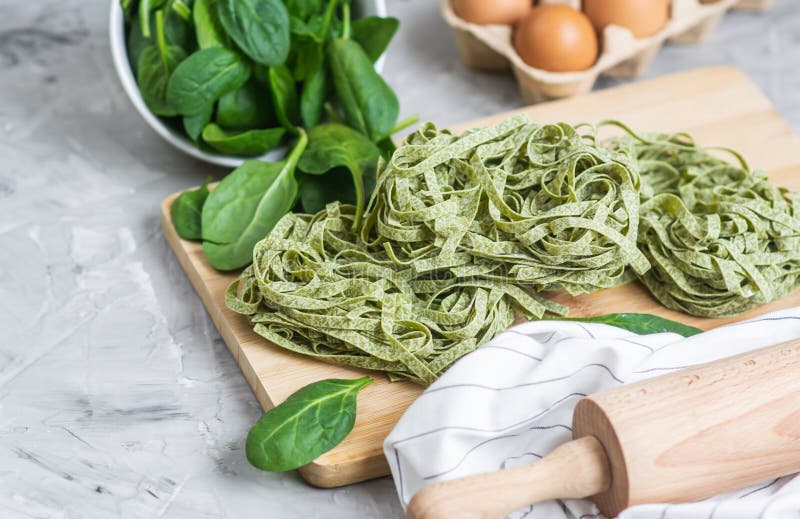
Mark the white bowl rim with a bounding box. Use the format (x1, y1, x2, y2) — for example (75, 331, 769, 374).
(108, 0, 388, 169)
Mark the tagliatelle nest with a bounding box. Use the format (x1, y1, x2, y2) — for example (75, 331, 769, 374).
(608, 127, 800, 317)
(227, 115, 649, 384)
(363, 116, 648, 294)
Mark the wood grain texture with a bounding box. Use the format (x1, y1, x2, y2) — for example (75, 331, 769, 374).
(161, 67, 800, 488)
(573, 338, 800, 517)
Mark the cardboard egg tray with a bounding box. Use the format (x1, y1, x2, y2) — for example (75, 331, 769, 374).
(441, 0, 773, 104)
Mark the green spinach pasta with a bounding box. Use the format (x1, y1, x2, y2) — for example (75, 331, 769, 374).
(227, 115, 800, 384)
(608, 126, 800, 317)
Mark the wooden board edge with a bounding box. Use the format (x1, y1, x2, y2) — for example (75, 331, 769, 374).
(300, 456, 392, 488)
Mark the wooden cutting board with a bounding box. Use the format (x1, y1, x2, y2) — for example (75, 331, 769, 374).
(162, 67, 800, 488)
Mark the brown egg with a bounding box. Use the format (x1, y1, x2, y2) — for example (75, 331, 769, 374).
(453, 0, 532, 26)
(513, 5, 598, 73)
(584, 0, 670, 39)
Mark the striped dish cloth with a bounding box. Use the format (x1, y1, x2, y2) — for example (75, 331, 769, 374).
(384, 308, 800, 518)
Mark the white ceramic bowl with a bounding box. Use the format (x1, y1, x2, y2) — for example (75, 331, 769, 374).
(109, 0, 388, 168)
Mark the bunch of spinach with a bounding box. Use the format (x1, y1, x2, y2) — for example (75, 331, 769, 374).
(123, 0, 414, 270)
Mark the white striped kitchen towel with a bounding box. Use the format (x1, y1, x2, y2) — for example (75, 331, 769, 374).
(384, 307, 800, 518)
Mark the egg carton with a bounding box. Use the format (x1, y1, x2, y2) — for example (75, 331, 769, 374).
(441, 0, 773, 104)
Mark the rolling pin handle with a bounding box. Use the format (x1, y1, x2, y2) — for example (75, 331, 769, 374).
(406, 435, 612, 519)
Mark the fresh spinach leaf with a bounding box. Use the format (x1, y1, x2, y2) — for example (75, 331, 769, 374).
(136, 45, 185, 117)
(202, 123, 286, 155)
(127, 15, 151, 75)
(183, 104, 214, 142)
(121, 0, 139, 18)
(298, 123, 380, 227)
(137, 11, 187, 116)
(351, 16, 399, 63)
(201, 130, 307, 271)
(288, 0, 336, 81)
(299, 66, 326, 128)
(289, 0, 339, 81)
(246, 377, 372, 472)
(561, 313, 702, 337)
(299, 167, 368, 214)
(298, 123, 381, 177)
(129, 4, 192, 77)
(371, 116, 418, 160)
(290, 30, 324, 82)
(323, 101, 343, 124)
(167, 47, 251, 116)
(218, 0, 290, 67)
(268, 65, 300, 130)
(217, 80, 275, 129)
(328, 38, 399, 142)
(284, 0, 323, 20)
(252, 63, 271, 84)
(193, 0, 228, 49)
(138, 0, 167, 38)
(164, 1, 196, 52)
(376, 136, 396, 161)
(171, 177, 212, 240)
(170, 0, 192, 21)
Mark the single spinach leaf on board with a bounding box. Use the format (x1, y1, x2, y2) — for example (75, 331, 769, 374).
(167, 47, 251, 116)
(561, 313, 702, 337)
(137, 12, 187, 116)
(300, 66, 326, 128)
(193, 0, 228, 49)
(351, 16, 399, 63)
(246, 377, 372, 472)
(218, 0, 290, 67)
(171, 177, 212, 240)
(268, 65, 300, 130)
(183, 104, 214, 141)
(216, 80, 275, 129)
(298, 123, 380, 228)
(202, 130, 307, 271)
(202, 123, 286, 155)
(328, 37, 399, 142)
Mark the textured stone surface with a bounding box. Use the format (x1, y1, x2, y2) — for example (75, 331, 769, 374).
(0, 1, 798, 517)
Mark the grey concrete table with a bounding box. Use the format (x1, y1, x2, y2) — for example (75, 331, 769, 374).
(1, 1, 798, 518)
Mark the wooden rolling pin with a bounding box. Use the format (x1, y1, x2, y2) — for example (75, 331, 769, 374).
(406, 338, 800, 519)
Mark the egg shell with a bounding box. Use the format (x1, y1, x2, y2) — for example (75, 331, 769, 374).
(584, 0, 671, 39)
(513, 4, 598, 73)
(452, 0, 532, 25)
